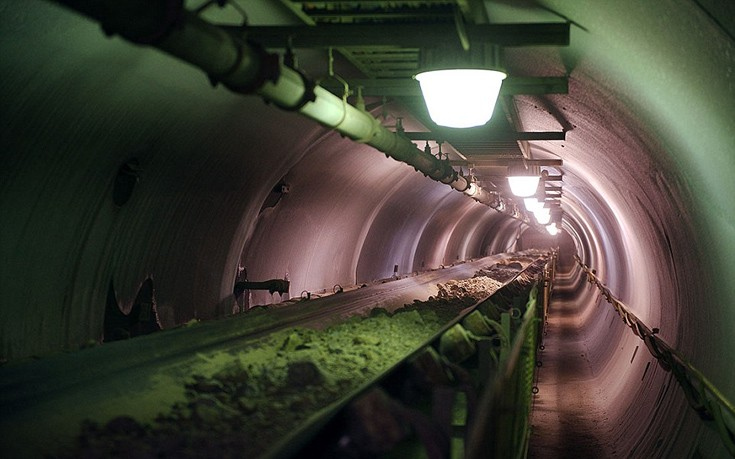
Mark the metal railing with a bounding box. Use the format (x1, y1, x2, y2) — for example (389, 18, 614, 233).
(575, 255, 735, 456)
(467, 253, 555, 458)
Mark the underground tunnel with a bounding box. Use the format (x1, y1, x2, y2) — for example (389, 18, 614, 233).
(1, 0, 734, 457)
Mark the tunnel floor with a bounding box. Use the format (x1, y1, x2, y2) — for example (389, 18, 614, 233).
(527, 272, 617, 458)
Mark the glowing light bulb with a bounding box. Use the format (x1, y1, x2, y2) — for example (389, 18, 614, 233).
(546, 223, 559, 235)
(508, 176, 540, 197)
(415, 69, 506, 128)
(524, 198, 541, 212)
(534, 207, 551, 224)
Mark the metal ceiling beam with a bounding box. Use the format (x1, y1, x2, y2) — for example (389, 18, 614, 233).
(404, 130, 565, 142)
(475, 175, 507, 180)
(243, 23, 570, 48)
(451, 159, 563, 166)
(322, 76, 568, 96)
(300, 10, 454, 22)
(288, 0, 456, 2)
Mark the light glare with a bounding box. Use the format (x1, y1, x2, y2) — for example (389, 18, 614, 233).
(524, 198, 541, 212)
(508, 176, 540, 197)
(535, 209, 551, 225)
(416, 69, 506, 128)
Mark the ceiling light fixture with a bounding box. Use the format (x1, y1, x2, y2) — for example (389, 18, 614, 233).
(415, 44, 506, 128)
(535, 210, 551, 225)
(534, 205, 551, 225)
(415, 69, 506, 128)
(546, 223, 559, 235)
(507, 164, 541, 197)
(523, 197, 542, 212)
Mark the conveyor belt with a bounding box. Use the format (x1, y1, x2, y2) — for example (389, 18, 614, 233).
(0, 254, 538, 457)
(268, 255, 550, 459)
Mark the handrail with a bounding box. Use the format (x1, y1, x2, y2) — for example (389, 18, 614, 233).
(574, 255, 735, 456)
(466, 254, 554, 459)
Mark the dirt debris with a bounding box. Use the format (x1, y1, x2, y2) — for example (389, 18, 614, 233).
(60, 258, 543, 458)
(437, 276, 505, 301)
(62, 304, 468, 458)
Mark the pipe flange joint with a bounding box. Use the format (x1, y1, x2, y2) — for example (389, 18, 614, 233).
(438, 163, 458, 185)
(444, 172, 460, 185)
(271, 67, 317, 112)
(429, 160, 449, 181)
(222, 39, 281, 94)
(208, 39, 246, 88)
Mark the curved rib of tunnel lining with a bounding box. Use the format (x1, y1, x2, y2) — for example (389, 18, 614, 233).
(1, 1, 734, 458)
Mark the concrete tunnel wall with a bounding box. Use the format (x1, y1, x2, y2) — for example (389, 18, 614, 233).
(0, 0, 734, 457)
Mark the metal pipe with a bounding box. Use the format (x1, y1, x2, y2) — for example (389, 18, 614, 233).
(51, 0, 519, 211)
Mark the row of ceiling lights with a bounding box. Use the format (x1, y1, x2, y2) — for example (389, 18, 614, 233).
(413, 62, 562, 236)
(246, 3, 566, 234)
(246, 5, 569, 235)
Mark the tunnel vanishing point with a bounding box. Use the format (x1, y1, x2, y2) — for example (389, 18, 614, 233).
(1, 1, 734, 458)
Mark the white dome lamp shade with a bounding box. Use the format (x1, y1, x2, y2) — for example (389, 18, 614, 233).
(523, 197, 542, 212)
(535, 209, 552, 225)
(507, 165, 541, 198)
(415, 69, 507, 128)
(534, 204, 551, 225)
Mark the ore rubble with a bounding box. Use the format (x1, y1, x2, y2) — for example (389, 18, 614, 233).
(63, 269, 520, 458)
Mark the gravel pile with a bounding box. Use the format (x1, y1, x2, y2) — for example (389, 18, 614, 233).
(474, 262, 525, 282)
(436, 276, 505, 301)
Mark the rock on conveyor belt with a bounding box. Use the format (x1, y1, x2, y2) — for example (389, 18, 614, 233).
(63, 308, 454, 458)
(57, 256, 545, 458)
(435, 258, 534, 301)
(59, 279, 505, 457)
(436, 276, 505, 301)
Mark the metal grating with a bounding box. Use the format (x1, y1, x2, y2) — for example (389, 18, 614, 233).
(449, 140, 522, 157)
(294, 2, 457, 25)
(339, 47, 421, 78)
(291, 1, 456, 78)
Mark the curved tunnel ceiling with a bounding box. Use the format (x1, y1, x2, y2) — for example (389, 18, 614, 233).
(1, 0, 734, 457)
